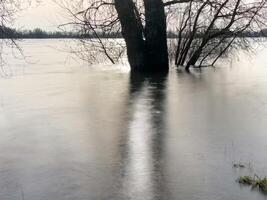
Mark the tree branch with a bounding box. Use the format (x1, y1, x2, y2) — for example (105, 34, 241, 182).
(163, 0, 196, 7)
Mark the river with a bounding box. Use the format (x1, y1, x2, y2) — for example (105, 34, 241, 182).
(0, 39, 267, 200)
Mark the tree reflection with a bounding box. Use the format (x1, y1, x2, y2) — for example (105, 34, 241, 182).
(116, 72, 168, 200)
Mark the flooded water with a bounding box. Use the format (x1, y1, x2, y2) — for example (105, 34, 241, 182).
(0, 39, 267, 200)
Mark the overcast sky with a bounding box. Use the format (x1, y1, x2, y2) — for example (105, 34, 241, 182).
(15, 0, 66, 31)
(15, 0, 259, 31)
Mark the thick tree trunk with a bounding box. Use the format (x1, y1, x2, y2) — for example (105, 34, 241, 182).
(143, 0, 169, 72)
(114, 0, 145, 72)
(115, 0, 169, 73)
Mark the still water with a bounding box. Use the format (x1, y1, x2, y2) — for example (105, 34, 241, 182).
(0, 39, 267, 200)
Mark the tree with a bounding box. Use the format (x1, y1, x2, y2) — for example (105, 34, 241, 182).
(0, 0, 40, 67)
(60, 0, 266, 73)
(0, 0, 23, 64)
(58, 0, 194, 72)
(171, 0, 267, 70)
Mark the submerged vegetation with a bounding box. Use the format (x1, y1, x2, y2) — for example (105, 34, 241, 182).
(238, 175, 267, 193)
(232, 162, 267, 194)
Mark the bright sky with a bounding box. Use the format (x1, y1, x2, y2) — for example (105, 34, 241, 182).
(14, 0, 259, 31)
(15, 0, 67, 31)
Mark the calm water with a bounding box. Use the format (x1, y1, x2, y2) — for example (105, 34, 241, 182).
(0, 39, 267, 200)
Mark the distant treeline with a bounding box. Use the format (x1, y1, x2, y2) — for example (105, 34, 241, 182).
(0, 28, 120, 39)
(167, 30, 267, 38)
(0, 27, 267, 39)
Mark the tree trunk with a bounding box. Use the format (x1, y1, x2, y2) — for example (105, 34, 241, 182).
(115, 0, 169, 73)
(185, 47, 203, 70)
(186, 39, 207, 69)
(114, 0, 145, 72)
(143, 0, 169, 72)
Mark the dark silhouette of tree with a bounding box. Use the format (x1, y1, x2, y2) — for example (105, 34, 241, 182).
(58, 0, 198, 72)
(59, 0, 266, 73)
(172, 0, 267, 70)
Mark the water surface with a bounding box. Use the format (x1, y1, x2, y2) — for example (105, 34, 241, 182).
(0, 39, 267, 200)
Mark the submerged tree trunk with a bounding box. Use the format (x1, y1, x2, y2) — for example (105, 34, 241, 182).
(185, 44, 204, 70)
(115, 0, 169, 73)
(114, 0, 145, 72)
(143, 0, 169, 72)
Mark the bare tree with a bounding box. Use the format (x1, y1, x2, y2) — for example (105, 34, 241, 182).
(0, 0, 40, 67)
(0, 0, 22, 65)
(58, 0, 201, 72)
(56, 0, 122, 64)
(171, 0, 267, 70)
(60, 0, 266, 72)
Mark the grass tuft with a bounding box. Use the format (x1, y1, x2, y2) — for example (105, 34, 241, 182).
(238, 175, 267, 193)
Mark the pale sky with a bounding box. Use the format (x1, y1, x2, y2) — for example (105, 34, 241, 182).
(14, 0, 258, 31)
(15, 0, 67, 31)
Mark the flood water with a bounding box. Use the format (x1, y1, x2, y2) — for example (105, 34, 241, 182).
(0, 39, 267, 200)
